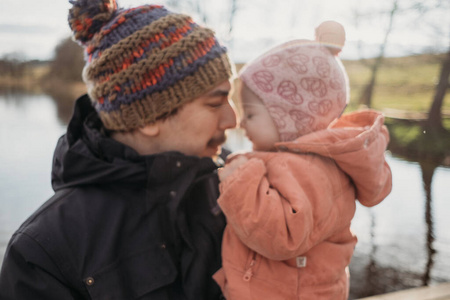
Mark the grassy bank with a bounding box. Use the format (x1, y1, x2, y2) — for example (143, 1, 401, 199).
(0, 64, 48, 93)
(343, 54, 449, 114)
(0, 63, 87, 101)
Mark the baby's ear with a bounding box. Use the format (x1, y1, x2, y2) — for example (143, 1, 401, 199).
(138, 123, 160, 137)
(315, 21, 346, 55)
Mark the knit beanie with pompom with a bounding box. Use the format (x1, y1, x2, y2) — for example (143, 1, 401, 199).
(68, 0, 233, 131)
(239, 21, 349, 142)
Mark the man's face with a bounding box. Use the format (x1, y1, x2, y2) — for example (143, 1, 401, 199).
(156, 81, 237, 158)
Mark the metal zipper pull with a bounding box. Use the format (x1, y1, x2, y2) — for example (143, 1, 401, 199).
(243, 258, 256, 281)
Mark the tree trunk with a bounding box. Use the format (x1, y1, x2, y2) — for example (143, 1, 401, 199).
(358, 0, 398, 108)
(359, 57, 382, 108)
(426, 49, 450, 131)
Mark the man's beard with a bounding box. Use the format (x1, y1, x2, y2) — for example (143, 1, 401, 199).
(207, 133, 227, 149)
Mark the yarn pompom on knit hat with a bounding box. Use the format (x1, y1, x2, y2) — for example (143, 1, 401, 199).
(68, 0, 233, 131)
(239, 21, 349, 142)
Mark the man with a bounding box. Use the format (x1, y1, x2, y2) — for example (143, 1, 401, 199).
(0, 1, 236, 299)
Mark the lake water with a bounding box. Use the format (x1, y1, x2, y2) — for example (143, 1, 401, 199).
(0, 92, 449, 298)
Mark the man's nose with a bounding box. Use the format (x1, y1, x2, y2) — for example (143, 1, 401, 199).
(219, 100, 237, 130)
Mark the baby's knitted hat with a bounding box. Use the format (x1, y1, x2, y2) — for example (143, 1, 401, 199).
(239, 21, 349, 142)
(68, 0, 233, 131)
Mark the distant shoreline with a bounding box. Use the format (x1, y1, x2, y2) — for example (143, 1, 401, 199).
(1, 53, 449, 116)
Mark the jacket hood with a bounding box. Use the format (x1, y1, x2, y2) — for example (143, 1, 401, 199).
(275, 110, 392, 207)
(51, 95, 216, 191)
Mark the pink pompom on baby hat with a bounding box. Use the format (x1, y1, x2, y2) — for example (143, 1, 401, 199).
(239, 21, 349, 142)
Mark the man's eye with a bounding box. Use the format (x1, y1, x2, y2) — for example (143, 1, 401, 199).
(208, 101, 223, 108)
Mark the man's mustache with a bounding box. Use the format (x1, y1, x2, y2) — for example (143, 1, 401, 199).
(208, 133, 227, 148)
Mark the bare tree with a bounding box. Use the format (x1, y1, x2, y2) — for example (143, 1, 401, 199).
(164, 0, 239, 42)
(228, 0, 238, 36)
(165, 0, 181, 9)
(358, 0, 399, 108)
(0, 52, 27, 79)
(49, 37, 84, 82)
(194, 0, 209, 24)
(418, 0, 450, 132)
(426, 48, 450, 131)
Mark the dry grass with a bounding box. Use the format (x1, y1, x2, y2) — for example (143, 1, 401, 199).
(344, 54, 449, 113)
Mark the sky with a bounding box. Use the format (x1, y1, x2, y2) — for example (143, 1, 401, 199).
(0, 0, 448, 63)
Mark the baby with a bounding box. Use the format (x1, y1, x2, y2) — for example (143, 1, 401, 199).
(213, 21, 392, 300)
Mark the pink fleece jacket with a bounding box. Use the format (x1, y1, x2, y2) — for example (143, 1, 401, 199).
(213, 110, 392, 300)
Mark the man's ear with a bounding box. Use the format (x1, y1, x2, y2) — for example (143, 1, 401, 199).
(138, 122, 160, 137)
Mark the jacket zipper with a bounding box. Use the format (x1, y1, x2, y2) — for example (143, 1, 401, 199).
(243, 252, 257, 281)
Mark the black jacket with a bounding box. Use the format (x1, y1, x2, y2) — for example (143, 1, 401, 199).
(0, 95, 226, 299)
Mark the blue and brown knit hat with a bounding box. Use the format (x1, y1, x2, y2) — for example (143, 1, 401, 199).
(68, 0, 233, 131)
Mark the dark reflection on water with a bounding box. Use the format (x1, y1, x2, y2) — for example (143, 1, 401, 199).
(421, 162, 436, 287)
(0, 92, 449, 299)
(349, 154, 449, 298)
(45, 88, 79, 125)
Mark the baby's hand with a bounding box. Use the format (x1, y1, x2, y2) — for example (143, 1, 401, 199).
(218, 155, 249, 182)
